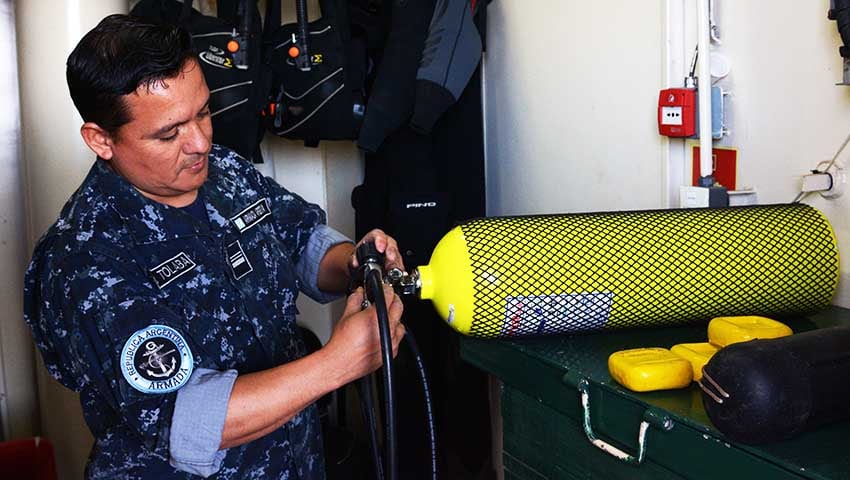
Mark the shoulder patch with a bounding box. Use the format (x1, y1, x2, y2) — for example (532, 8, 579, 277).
(121, 325, 194, 394)
(230, 198, 271, 233)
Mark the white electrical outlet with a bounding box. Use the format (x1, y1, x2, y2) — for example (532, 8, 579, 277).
(680, 186, 709, 207)
(815, 161, 846, 199)
(801, 172, 833, 193)
(729, 189, 758, 206)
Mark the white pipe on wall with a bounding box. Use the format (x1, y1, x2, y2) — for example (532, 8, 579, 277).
(663, 0, 687, 206)
(0, 0, 37, 443)
(697, 0, 713, 181)
(16, 1, 129, 478)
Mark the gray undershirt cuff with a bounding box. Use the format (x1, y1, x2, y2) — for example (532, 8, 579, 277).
(296, 224, 352, 303)
(169, 368, 237, 477)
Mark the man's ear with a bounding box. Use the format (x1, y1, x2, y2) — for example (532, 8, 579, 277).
(80, 122, 116, 160)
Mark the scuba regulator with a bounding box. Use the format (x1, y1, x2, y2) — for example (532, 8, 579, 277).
(349, 243, 436, 480)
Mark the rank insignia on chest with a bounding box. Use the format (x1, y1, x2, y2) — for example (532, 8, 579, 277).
(120, 325, 194, 394)
(227, 239, 253, 279)
(230, 198, 271, 233)
(149, 252, 197, 289)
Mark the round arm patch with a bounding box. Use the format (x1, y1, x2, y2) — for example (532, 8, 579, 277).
(121, 325, 194, 394)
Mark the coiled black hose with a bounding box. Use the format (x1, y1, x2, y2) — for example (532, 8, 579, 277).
(356, 242, 437, 480)
(403, 332, 437, 480)
(359, 331, 438, 480)
(365, 267, 398, 480)
(356, 376, 384, 480)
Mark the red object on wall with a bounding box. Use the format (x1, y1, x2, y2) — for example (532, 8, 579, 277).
(658, 88, 697, 137)
(691, 145, 738, 190)
(0, 437, 58, 480)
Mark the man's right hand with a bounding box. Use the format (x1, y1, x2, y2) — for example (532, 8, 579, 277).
(324, 285, 405, 385)
(220, 285, 405, 449)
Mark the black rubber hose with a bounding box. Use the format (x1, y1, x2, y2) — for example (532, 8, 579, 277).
(356, 376, 384, 480)
(295, 0, 310, 55)
(403, 332, 438, 480)
(365, 268, 397, 480)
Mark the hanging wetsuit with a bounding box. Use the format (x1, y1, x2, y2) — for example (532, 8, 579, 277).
(352, 2, 491, 478)
(411, 0, 483, 134)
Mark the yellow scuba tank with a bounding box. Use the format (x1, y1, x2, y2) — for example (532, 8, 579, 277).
(401, 204, 839, 338)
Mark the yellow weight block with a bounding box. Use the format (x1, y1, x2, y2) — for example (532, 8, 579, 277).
(707, 316, 793, 347)
(671, 342, 720, 381)
(608, 348, 693, 392)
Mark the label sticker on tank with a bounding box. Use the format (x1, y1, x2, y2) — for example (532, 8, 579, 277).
(502, 292, 614, 336)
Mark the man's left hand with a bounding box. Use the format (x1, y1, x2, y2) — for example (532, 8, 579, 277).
(350, 229, 405, 273)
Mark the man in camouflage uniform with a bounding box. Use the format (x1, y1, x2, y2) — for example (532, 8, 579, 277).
(24, 14, 405, 479)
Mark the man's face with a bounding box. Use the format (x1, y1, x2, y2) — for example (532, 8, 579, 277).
(104, 60, 213, 207)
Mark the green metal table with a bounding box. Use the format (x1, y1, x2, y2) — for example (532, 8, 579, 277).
(460, 307, 850, 480)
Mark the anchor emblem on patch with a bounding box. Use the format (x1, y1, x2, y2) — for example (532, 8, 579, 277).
(139, 341, 178, 378)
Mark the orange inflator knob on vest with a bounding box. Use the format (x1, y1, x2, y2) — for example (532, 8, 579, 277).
(288, 46, 300, 58)
(226, 40, 240, 53)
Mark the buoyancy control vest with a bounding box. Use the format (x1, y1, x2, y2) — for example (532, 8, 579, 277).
(263, 0, 367, 147)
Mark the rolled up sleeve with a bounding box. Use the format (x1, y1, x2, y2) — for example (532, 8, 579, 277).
(296, 224, 352, 303)
(169, 368, 238, 477)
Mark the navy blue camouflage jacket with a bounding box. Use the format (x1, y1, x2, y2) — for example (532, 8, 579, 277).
(24, 145, 345, 479)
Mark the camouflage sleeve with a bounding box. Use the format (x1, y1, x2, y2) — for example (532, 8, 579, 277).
(42, 249, 206, 460)
(295, 224, 352, 303)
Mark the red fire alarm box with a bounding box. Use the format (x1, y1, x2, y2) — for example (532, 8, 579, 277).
(658, 88, 696, 137)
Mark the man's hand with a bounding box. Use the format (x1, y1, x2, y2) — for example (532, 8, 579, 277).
(350, 229, 405, 273)
(324, 285, 406, 383)
(317, 229, 405, 295)
(220, 285, 405, 449)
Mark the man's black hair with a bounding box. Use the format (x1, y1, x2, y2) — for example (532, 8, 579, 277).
(66, 14, 195, 134)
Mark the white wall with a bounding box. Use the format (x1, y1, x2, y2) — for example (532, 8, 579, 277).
(485, 0, 850, 307)
(706, 1, 850, 307)
(0, 0, 38, 443)
(485, 1, 668, 215)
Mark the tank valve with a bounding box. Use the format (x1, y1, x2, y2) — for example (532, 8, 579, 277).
(386, 268, 421, 297)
